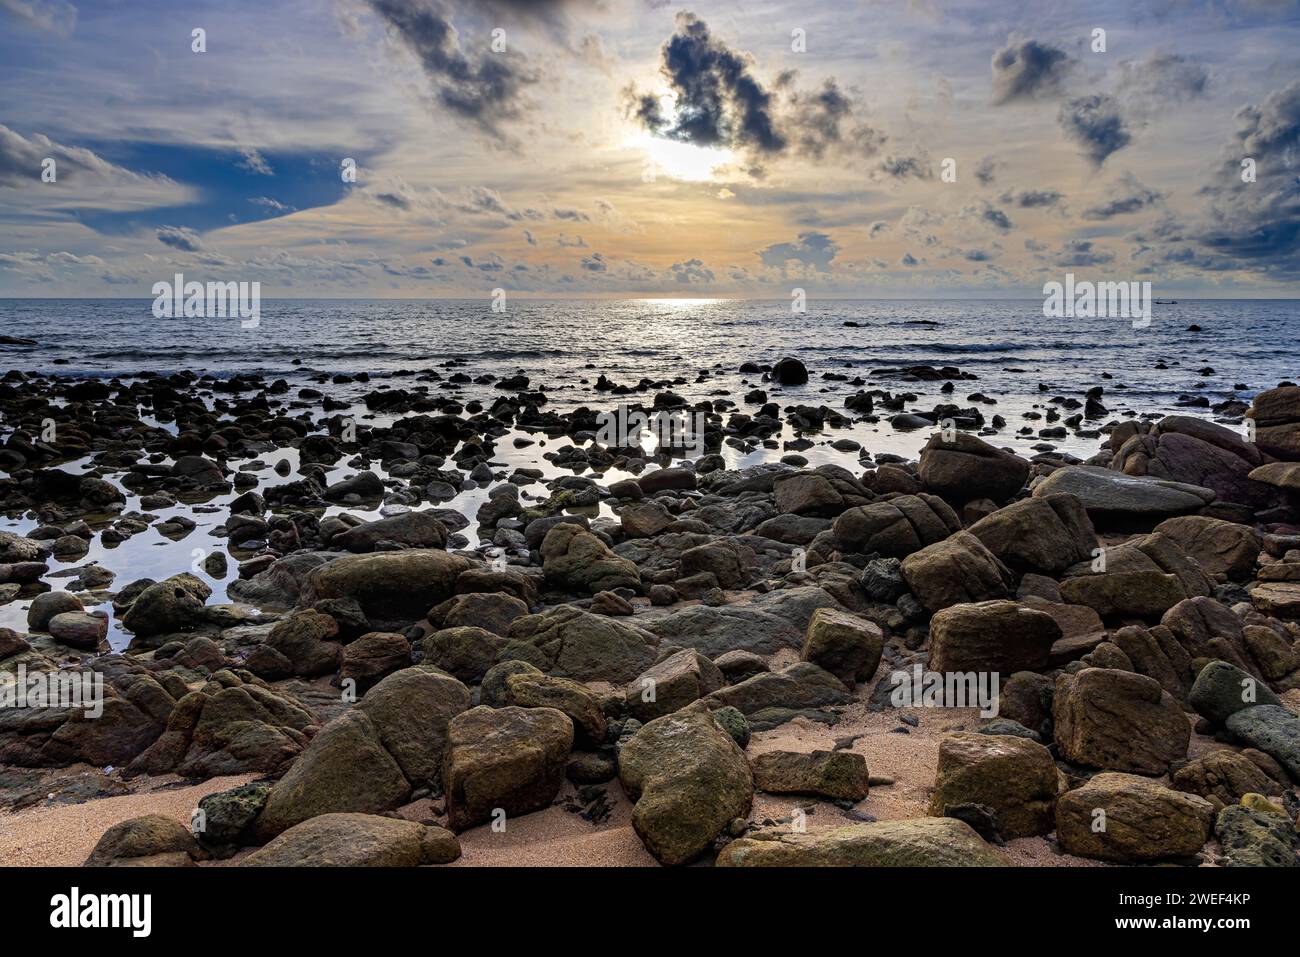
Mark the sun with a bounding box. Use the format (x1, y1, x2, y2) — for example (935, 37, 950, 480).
(626, 131, 735, 183)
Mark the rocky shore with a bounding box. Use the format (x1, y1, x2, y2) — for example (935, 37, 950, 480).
(2, 357, 1299, 867)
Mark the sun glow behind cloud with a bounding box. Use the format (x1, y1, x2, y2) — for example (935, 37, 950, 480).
(626, 131, 735, 183)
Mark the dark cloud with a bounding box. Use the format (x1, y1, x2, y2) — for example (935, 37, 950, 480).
(365, 0, 538, 137)
(876, 154, 932, 180)
(580, 252, 607, 271)
(155, 225, 203, 252)
(783, 77, 857, 159)
(1001, 188, 1063, 208)
(991, 37, 1071, 104)
(1082, 174, 1162, 219)
(1191, 80, 1300, 274)
(974, 155, 998, 186)
(899, 252, 920, 267)
(1058, 94, 1131, 166)
(670, 257, 715, 283)
(1054, 239, 1114, 267)
(758, 231, 838, 272)
(981, 204, 1013, 231)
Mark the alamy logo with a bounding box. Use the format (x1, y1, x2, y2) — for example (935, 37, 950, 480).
(1, 664, 103, 718)
(595, 404, 707, 457)
(1042, 272, 1151, 329)
(151, 273, 260, 328)
(889, 665, 1000, 718)
(50, 887, 151, 937)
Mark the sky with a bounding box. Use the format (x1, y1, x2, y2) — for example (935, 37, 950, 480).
(1, 0, 1299, 298)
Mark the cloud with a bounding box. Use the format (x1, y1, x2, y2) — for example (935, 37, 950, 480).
(364, 0, 539, 138)
(991, 36, 1071, 104)
(876, 153, 932, 180)
(580, 252, 607, 271)
(670, 257, 714, 283)
(1082, 173, 1162, 219)
(974, 155, 999, 186)
(1058, 94, 1131, 166)
(0, 0, 76, 36)
(155, 225, 203, 252)
(758, 231, 838, 273)
(1054, 239, 1113, 267)
(633, 12, 784, 154)
(1001, 188, 1063, 208)
(980, 204, 1013, 231)
(0, 124, 156, 189)
(1117, 52, 1209, 106)
(237, 147, 274, 175)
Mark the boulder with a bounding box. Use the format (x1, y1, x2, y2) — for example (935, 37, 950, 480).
(429, 591, 530, 636)
(1225, 705, 1300, 781)
(1111, 416, 1272, 508)
(27, 591, 83, 631)
(645, 586, 840, 657)
(356, 667, 470, 786)
(1214, 804, 1300, 867)
(1032, 465, 1215, 521)
(419, 626, 510, 683)
(84, 814, 200, 867)
(1189, 660, 1282, 725)
(770, 356, 809, 385)
(1154, 515, 1261, 582)
(1171, 750, 1284, 808)
(502, 605, 660, 683)
(330, 511, 448, 552)
(918, 433, 1030, 504)
(242, 813, 460, 867)
(799, 607, 884, 688)
(968, 494, 1097, 575)
(704, 661, 851, 718)
(443, 705, 574, 831)
(1053, 668, 1190, 775)
(249, 610, 342, 678)
(339, 631, 411, 692)
(928, 601, 1061, 675)
(619, 501, 674, 538)
(750, 749, 870, 801)
(503, 672, 606, 747)
(831, 494, 960, 557)
(900, 531, 1013, 614)
(301, 550, 470, 629)
(1246, 385, 1300, 461)
(254, 710, 411, 841)
(1058, 570, 1186, 620)
(927, 732, 1058, 838)
(541, 523, 640, 594)
(625, 648, 726, 722)
(716, 817, 1009, 866)
(121, 573, 212, 639)
(1056, 773, 1213, 863)
(618, 704, 753, 865)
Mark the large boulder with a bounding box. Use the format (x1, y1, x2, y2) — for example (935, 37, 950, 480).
(1153, 515, 1261, 582)
(540, 523, 640, 594)
(831, 494, 960, 557)
(618, 704, 753, 866)
(120, 573, 211, 640)
(84, 814, 200, 867)
(502, 605, 660, 682)
(1171, 750, 1284, 808)
(1052, 668, 1190, 775)
(968, 494, 1097, 575)
(799, 607, 884, 688)
(928, 600, 1060, 675)
(356, 667, 470, 786)
(1214, 804, 1300, 867)
(645, 586, 841, 657)
(242, 813, 460, 867)
(1032, 465, 1215, 522)
(770, 356, 809, 385)
(300, 550, 470, 629)
(704, 661, 851, 718)
(503, 672, 606, 747)
(247, 610, 342, 678)
(253, 710, 411, 841)
(330, 511, 449, 552)
(928, 732, 1058, 838)
(750, 749, 870, 801)
(1189, 660, 1282, 725)
(716, 817, 1009, 866)
(1225, 705, 1300, 781)
(1246, 385, 1300, 461)
(442, 706, 573, 831)
(1056, 773, 1213, 863)
(625, 648, 726, 722)
(900, 531, 1014, 614)
(1059, 570, 1186, 620)
(419, 626, 510, 683)
(1110, 415, 1272, 508)
(918, 433, 1030, 504)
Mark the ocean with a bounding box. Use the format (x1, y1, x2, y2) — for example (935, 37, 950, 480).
(2, 297, 1296, 649)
